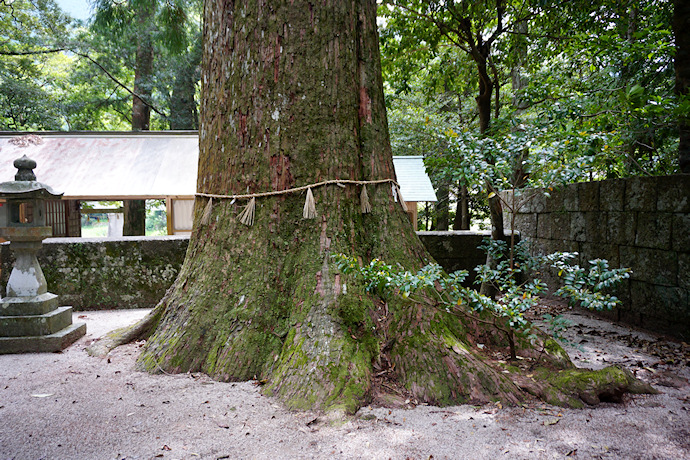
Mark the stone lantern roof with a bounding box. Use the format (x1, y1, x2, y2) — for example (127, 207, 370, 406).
(0, 155, 62, 200)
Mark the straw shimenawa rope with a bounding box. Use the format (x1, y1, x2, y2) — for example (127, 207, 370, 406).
(196, 178, 403, 226)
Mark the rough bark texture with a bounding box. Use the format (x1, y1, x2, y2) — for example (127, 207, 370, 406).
(674, 0, 690, 173)
(128, 0, 653, 414)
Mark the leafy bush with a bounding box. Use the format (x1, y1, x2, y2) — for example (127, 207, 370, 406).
(333, 240, 631, 359)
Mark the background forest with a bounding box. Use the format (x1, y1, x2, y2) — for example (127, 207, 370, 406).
(1, 0, 688, 229)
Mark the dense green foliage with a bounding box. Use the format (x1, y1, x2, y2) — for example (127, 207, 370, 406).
(334, 241, 631, 359)
(0, 0, 201, 130)
(380, 0, 683, 229)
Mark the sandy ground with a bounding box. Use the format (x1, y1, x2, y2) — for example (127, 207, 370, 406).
(1, 307, 688, 460)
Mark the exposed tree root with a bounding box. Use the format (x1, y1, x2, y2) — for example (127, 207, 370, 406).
(85, 304, 164, 358)
(512, 365, 658, 408)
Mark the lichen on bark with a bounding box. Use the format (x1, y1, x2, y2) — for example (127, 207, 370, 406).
(92, 0, 658, 414)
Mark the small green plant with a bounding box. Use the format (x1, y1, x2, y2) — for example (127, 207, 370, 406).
(541, 313, 575, 347)
(334, 251, 537, 360)
(542, 252, 632, 310)
(333, 241, 631, 360)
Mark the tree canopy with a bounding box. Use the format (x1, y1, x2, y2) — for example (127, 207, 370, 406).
(379, 0, 684, 227)
(2, 0, 684, 184)
(0, 0, 202, 131)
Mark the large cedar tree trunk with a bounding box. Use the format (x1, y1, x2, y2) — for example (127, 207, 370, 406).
(135, 0, 524, 413)
(122, 0, 653, 414)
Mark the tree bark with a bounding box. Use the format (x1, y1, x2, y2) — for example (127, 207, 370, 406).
(133, 0, 531, 413)
(476, 60, 493, 135)
(674, 0, 690, 173)
(115, 0, 652, 415)
(132, 0, 154, 131)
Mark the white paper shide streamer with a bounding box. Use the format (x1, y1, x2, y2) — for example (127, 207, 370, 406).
(303, 187, 317, 219)
(201, 197, 213, 225)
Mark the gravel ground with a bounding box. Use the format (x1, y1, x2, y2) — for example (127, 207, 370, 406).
(0, 307, 688, 460)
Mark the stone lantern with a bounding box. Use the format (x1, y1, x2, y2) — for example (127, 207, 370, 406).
(0, 155, 85, 353)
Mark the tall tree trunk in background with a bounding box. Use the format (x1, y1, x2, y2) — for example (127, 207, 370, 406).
(433, 180, 449, 230)
(509, 20, 529, 203)
(621, 4, 653, 174)
(475, 59, 493, 135)
(123, 199, 146, 235)
(432, 87, 454, 231)
(464, 28, 503, 297)
(674, 0, 690, 173)
(132, 1, 154, 131)
(453, 183, 470, 230)
(134, 0, 530, 414)
(170, 37, 202, 130)
(510, 20, 528, 113)
(125, 0, 155, 235)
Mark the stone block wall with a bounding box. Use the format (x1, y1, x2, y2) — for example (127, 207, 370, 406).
(417, 231, 518, 286)
(1, 236, 189, 310)
(502, 175, 690, 339)
(0, 232, 500, 311)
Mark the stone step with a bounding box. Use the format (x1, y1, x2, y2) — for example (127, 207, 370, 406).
(0, 306, 74, 337)
(0, 293, 59, 316)
(0, 322, 86, 354)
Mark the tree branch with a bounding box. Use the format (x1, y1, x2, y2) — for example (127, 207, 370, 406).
(73, 50, 168, 119)
(386, 1, 472, 54)
(0, 48, 66, 55)
(519, 86, 626, 110)
(486, 0, 504, 48)
(0, 43, 168, 120)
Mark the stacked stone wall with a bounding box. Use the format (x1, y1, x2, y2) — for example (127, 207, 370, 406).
(502, 175, 690, 339)
(0, 236, 189, 310)
(417, 231, 518, 287)
(1, 232, 494, 310)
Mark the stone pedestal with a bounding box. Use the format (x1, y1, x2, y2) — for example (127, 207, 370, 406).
(0, 227, 85, 354)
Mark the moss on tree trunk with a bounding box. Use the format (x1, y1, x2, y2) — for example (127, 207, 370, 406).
(124, 0, 655, 414)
